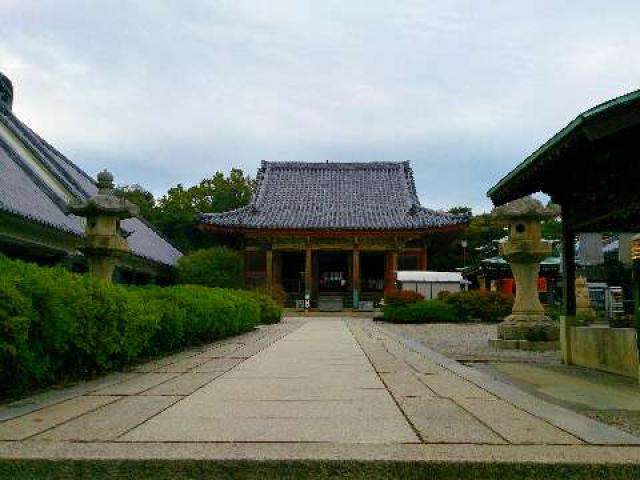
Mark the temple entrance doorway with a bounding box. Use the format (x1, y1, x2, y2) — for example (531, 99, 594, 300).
(280, 252, 305, 295)
(361, 252, 385, 303)
(317, 252, 350, 294)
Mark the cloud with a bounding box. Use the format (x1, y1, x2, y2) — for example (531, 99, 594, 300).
(1, 0, 639, 212)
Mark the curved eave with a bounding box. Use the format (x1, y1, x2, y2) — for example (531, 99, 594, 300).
(0, 203, 83, 237)
(487, 88, 640, 205)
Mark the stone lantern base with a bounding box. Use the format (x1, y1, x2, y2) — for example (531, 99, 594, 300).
(490, 314, 560, 351)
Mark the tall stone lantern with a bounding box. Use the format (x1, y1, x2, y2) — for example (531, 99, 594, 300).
(491, 197, 560, 346)
(69, 170, 139, 282)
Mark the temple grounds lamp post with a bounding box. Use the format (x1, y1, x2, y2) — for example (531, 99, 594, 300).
(461, 239, 468, 268)
(69, 170, 139, 283)
(489, 196, 560, 350)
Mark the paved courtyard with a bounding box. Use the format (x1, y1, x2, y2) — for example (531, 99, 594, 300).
(1, 317, 640, 477)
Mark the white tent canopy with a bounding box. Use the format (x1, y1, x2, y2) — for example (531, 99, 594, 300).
(396, 271, 467, 299)
(396, 271, 464, 283)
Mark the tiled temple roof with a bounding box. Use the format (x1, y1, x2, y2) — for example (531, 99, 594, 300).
(201, 161, 469, 231)
(0, 76, 182, 267)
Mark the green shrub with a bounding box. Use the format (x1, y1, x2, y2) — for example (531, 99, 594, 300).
(176, 246, 243, 288)
(438, 290, 513, 322)
(384, 290, 425, 306)
(252, 283, 287, 307)
(0, 256, 260, 399)
(253, 293, 283, 324)
(384, 300, 458, 324)
(0, 280, 38, 388)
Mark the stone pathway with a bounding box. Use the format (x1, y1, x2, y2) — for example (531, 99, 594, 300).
(121, 320, 416, 443)
(1, 317, 640, 478)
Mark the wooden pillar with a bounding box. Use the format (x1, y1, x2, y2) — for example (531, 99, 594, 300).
(384, 251, 398, 294)
(560, 202, 576, 365)
(305, 246, 312, 299)
(266, 249, 273, 286)
(353, 248, 361, 308)
(561, 207, 576, 316)
(239, 240, 246, 287)
(419, 247, 428, 270)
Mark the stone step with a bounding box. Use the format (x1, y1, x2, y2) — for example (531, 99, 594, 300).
(2, 447, 638, 479)
(318, 295, 344, 311)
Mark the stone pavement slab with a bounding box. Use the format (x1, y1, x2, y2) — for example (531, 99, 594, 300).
(35, 396, 179, 441)
(121, 416, 419, 443)
(401, 398, 507, 444)
(90, 373, 179, 396)
(141, 372, 224, 396)
(419, 373, 497, 400)
(0, 395, 119, 440)
(457, 398, 581, 445)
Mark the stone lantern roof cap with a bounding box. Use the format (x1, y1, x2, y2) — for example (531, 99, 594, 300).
(491, 196, 560, 222)
(97, 169, 114, 192)
(69, 170, 139, 219)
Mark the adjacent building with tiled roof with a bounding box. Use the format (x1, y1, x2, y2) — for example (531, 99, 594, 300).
(0, 71, 181, 282)
(200, 161, 469, 310)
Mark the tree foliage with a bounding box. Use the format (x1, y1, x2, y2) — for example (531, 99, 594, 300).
(114, 169, 254, 252)
(114, 184, 156, 221)
(153, 169, 254, 252)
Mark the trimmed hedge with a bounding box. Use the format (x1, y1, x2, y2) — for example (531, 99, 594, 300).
(438, 290, 513, 323)
(0, 256, 273, 399)
(176, 246, 243, 289)
(384, 300, 458, 324)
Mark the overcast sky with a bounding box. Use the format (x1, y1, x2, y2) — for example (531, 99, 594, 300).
(1, 1, 639, 212)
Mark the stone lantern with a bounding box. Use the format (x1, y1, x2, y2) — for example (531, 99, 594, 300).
(69, 170, 139, 282)
(491, 196, 560, 347)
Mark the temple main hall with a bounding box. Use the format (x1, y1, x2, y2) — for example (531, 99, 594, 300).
(200, 161, 468, 310)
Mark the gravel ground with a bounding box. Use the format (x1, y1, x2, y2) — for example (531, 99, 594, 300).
(382, 322, 561, 364)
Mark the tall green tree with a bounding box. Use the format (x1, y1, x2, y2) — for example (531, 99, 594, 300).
(153, 169, 255, 252)
(114, 184, 155, 221)
(428, 208, 506, 271)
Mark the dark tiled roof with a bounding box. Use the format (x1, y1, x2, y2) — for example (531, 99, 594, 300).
(201, 161, 468, 231)
(0, 107, 182, 267)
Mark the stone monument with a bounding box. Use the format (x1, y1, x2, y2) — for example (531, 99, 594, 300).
(490, 197, 560, 350)
(69, 170, 138, 282)
(575, 276, 595, 319)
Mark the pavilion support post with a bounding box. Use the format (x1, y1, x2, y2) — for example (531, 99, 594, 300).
(266, 249, 273, 286)
(305, 246, 312, 309)
(561, 203, 576, 365)
(384, 251, 398, 294)
(352, 248, 361, 309)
